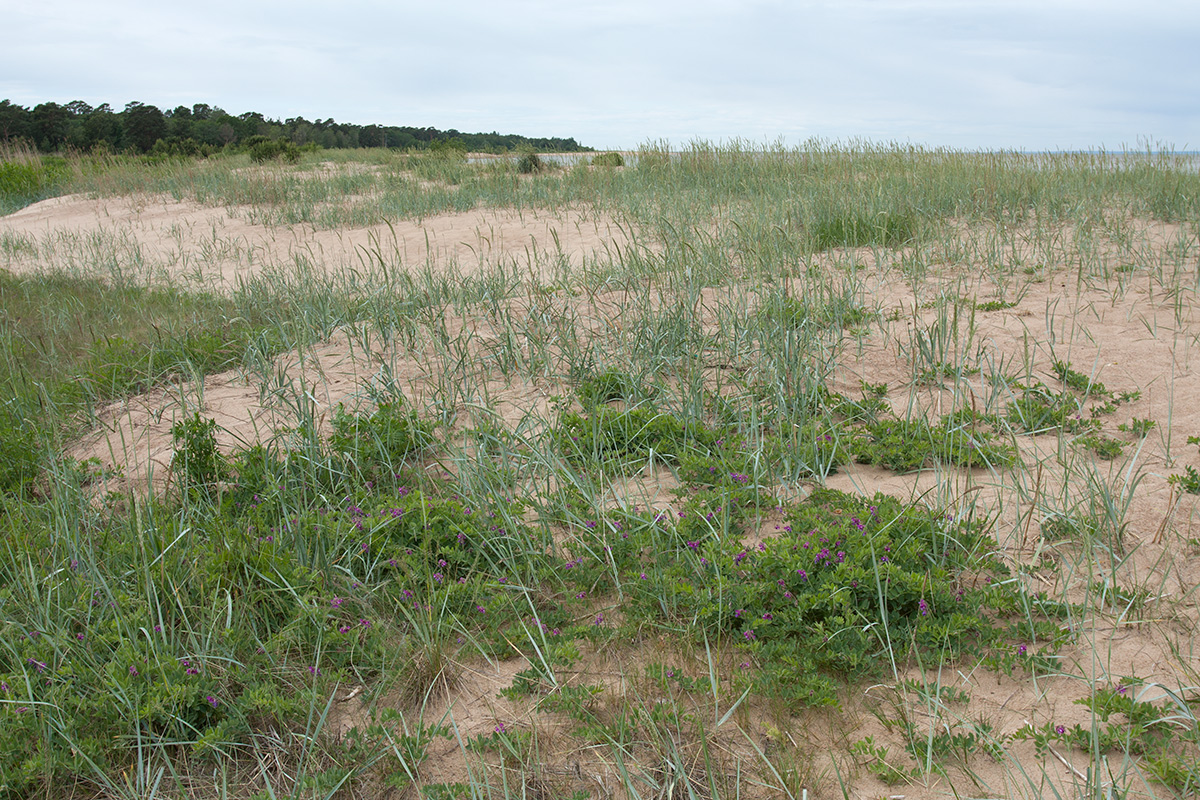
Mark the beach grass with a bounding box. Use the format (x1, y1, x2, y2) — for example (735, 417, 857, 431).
(1, 140, 1199, 798)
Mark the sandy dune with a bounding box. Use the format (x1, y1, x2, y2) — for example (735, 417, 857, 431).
(0, 191, 634, 288)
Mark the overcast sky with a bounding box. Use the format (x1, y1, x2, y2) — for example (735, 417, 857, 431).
(3, 0, 1197, 151)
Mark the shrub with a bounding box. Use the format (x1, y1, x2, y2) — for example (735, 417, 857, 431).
(329, 401, 435, 477)
(556, 405, 728, 468)
(626, 488, 1018, 707)
(429, 138, 467, 158)
(851, 414, 1016, 472)
(171, 412, 228, 492)
(243, 135, 301, 164)
(517, 152, 544, 174)
(591, 152, 625, 167)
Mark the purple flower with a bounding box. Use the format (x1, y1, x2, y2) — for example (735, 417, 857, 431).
(207, 695, 219, 709)
(743, 630, 756, 641)
(918, 599, 929, 616)
(1055, 724, 1066, 735)
(331, 596, 343, 607)
(1017, 644, 1027, 656)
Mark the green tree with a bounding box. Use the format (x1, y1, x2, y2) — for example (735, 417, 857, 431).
(122, 101, 166, 152)
(167, 105, 194, 140)
(81, 104, 122, 150)
(0, 99, 30, 142)
(30, 102, 69, 151)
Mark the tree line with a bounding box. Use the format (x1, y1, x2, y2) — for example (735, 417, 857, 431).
(0, 100, 592, 155)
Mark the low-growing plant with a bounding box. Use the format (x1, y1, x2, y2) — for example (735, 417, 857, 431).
(1076, 433, 1125, 460)
(1007, 383, 1094, 433)
(850, 413, 1015, 472)
(769, 295, 874, 332)
(1169, 465, 1200, 495)
(850, 736, 917, 784)
(1053, 359, 1106, 396)
(556, 405, 729, 468)
(1118, 417, 1157, 438)
(621, 488, 1031, 709)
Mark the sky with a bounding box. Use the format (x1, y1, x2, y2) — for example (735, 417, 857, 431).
(2, 0, 1197, 151)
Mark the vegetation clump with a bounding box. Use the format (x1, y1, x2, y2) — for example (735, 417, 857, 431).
(516, 152, 544, 174)
(590, 152, 625, 167)
(243, 134, 301, 164)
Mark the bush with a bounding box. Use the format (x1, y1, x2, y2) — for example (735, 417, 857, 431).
(171, 412, 228, 492)
(591, 152, 624, 167)
(329, 401, 435, 477)
(428, 138, 468, 159)
(625, 488, 1017, 707)
(517, 152, 544, 174)
(243, 135, 300, 164)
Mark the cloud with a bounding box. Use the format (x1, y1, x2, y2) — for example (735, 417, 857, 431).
(2, 0, 1197, 149)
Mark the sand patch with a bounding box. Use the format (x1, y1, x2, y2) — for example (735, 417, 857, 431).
(0, 192, 635, 289)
